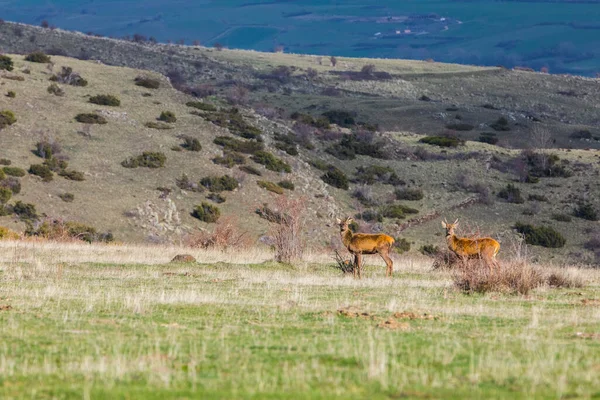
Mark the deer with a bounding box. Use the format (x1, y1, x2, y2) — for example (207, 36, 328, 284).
(441, 219, 500, 271)
(336, 217, 395, 279)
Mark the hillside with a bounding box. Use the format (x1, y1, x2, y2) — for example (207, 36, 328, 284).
(0, 23, 599, 264)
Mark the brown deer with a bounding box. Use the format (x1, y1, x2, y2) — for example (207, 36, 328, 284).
(442, 219, 500, 271)
(336, 217, 395, 278)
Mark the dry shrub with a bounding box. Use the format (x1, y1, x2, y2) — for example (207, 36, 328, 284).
(271, 196, 306, 263)
(184, 216, 252, 250)
(333, 250, 354, 274)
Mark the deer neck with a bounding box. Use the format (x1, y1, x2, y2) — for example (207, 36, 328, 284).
(341, 228, 353, 248)
(446, 233, 459, 250)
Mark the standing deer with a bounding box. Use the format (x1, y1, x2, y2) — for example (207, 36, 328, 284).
(441, 219, 500, 271)
(336, 217, 395, 278)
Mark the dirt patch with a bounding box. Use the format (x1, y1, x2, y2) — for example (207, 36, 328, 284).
(0, 305, 12, 311)
(581, 299, 600, 306)
(377, 318, 410, 331)
(393, 311, 438, 320)
(337, 307, 373, 319)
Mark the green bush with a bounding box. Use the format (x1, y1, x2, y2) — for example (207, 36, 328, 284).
(43, 157, 68, 172)
(395, 238, 411, 254)
(395, 188, 424, 201)
(354, 165, 401, 185)
(192, 202, 221, 223)
(420, 244, 440, 257)
(181, 136, 202, 151)
(121, 152, 166, 168)
(524, 151, 572, 178)
(58, 169, 85, 181)
(0, 169, 5, 181)
(29, 164, 53, 182)
(59, 192, 74, 202)
(0, 159, 11, 166)
(326, 133, 388, 160)
(251, 151, 291, 173)
(490, 117, 510, 131)
(186, 101, 217, 112)
(278, 180, 295, 190)
(0, 177, 21, 194)
(207, 193, 226, 204)
(13, 201, 38, 221)
(0, 187, 11, 205)
(49, 66, 88, 87)
(159, 111, 176, 123)
(257, 180, 284, 195)
(24, 52, 51, 63)
(6, 91, 16, 98)
(321, 166, 349, 190)
(145, 121, 173, 130)
(200, 175, 238, 192)
(213, 136, 264, 154)
(419, 136, 463, 147)
(0, 110, 17, 129)
(551, 213, 571, 222)
(446, 123, 474, 131)
(89, 94, 120, 106)
(573, 203, 598, 221)
(47, 83, 65, 96)
(209, 109, 262, 140)
(135, 76, 160, 89)
(75, 113, 107, 124)
(0, 55, 14, 71)
(498, 183, 524, 204)
(479, 132, 499, 145)
(213, 152, 245, 168)
(528, 194, 548, 202)
(239, 165, 262, 176)
(514, 222, 565, 248)
(35, 141, 60, 159)
(356, 210, 383, 223)
(380, 204, 419, 219)
(321, 110, 355, 127)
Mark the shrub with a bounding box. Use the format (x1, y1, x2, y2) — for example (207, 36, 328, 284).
(322, 110, 355, 127)
(251, 151, 291, 173)
(192, 202, 221, 223)
(0, 55, 14, 71)
(89, 94, 120, 106)
(0, 226, 19, 240)
(419, 135, 463, 147)
(0, 159, 10, 165)
(47, 83, 65, 96)
(498, 183, 524, 204)
(213, 136, 264, 154)
(200, 175, 238, 192)
(321, 166, 349, 190)
(570, 130, 593, 140)
(0, 187, 11, 205)
(490, 117, 510, 131)
(121, 152, 166, 168)
(50, 67, 88, 86)
(6, 91, 15, 98)
(395, 238, 411, 254)
(573, 203, 598, 221)
(514, 222, 566, 248)
(395, 188, 424, 201)
(75, 113, 107, 124)
(159, 111, 176, 123)
(0, 170, 4, 181)
(380, 204, 419, 219)
(272, 196, 306, 263)
(354, 165, 401, 185)
(212, 152, 245, 168)
(35, 140, 61, 159)
(0, 177, 21, 194)
(452, 261, 544, 295)
(479, 132, 499, 145)
(58, 169, 85, 181)
(43, 157, 67, 172)
(135, 76, 160, 89)
(176, 174, 203, 192)
(446, 123, 474, 131)
(181, 136, 202, 151)
(29, 164, 53, 182)
(145, 121, 173, 130)
(258, 180, 284, 194)
(0, 110, 17, 129)
(59, 193, 74, 202)
(551, 213, 572, 222)
(27, 219, 113, 243)
(186, 101, 217, 112)
(25, 52, 51, 63)
(420, 244, 440, 257)
(278, 180, 295, 191)
(207, 193, 226, 204)
(13, 201, 38, 220)
(326, 133, 388, 160)
(239, 165, 262, 176)
(523, 151, 572, 178)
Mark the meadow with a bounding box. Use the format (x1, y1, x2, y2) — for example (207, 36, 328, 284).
(0, 240, 599, 399)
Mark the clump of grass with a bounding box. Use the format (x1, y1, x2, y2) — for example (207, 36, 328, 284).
(200, 175, 238, 192)
(29, 164, 54, 182)
(135, 76, 160, 89)
(47, 83, 65, 96)
(75, 113, 107, 124)
(186, 101, 217, 112)
(207, 193, 226, 204)
(89, 94, 120, 107)
(239, 165, 262, 176)
(159, 111, 176, 123)
(498, 183, 524, 204)
(0, 55, 14, 71)
(58, 169, 85, 181)
(192, 202, 221, 223)
(2, 167, 24, 178)
(6, 91, 16, 98)
(59, 192, 74, 202)
(380, 204, 419, 219)
(24, 51, 51, 63)
(0, 159, 11, 166)
(278, 180, 294, 191)
(213, 152, 245, 168)
(213, 136, 264, 154)
(0, 110, 17, 130)
(251, 151, 291, 173)
(257, 180, 284, 195)
(50, 66, 88, 87)
(321, 165, 349, 190)
(573, 203, 598, 221)
(395, 188, 424, 201)
(551, 213, 572, 222)
(121, 152, 166, 168)
(419, 135, 463, 148)
(145, 121, 173, 130)
(181, 136, 202, 152)
(394, 238, 411, 254)
(12, 201, 39, 221)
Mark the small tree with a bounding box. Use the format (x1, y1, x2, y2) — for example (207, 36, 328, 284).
(272, 196, 306, 263)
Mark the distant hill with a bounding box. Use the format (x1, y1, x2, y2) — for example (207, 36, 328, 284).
(0, 21, 599, 264)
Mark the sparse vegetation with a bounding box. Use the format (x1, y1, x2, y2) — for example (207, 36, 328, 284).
(192, 202, 221, 223)
(89, 94, 121, 107)
(6, 91, 16, 98)
(59, 192, 75, 202)
(75, 113, 107, 124)
(121, 152, 166, 168)
(12, 201, 38, 221)
(212, 152, 245, 168)
(278, 180, 294, 191)
(551, 213, 572, 222)
(239, 165, 262, 176)
(181, 136, 202, 152)
(213, 136, 264, 154)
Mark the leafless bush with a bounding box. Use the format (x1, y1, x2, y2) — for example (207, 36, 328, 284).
(306, 68, 318, 80)
(187, 84, 216, 98)
(452, 260, 546, 295)
(332, 250, 354, 275)
(352, 185, 377, 207)
(184, 216, 252, 250)
(226, 85, 249, 105)
(271, 196, 306, 263)
(255, 104, 283, 119)
(455, 172, 494, 205)
(321, 87, 341, 97)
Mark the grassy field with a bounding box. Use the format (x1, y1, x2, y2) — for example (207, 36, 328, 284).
(0, 241, 599, 399)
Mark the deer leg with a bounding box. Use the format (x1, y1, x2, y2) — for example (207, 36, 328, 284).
(380, 250, 393, 277)
(356, 254, 363, 279)
(353, 254, 358, 279)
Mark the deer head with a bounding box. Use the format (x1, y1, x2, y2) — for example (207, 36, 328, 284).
(441, 219, 459, 237)
(336, 217, 353, 233)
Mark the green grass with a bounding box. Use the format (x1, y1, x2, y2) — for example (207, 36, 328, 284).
(0, 242, 599, 398)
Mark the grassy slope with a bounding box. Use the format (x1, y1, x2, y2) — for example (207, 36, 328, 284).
(0, 241, 599, 399)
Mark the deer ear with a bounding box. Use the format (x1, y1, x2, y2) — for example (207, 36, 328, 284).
(347, 217, 354, 223)
(335, 218, 341, 224)
(441, 221, 446, 228)
(454, 219, 459, 225)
